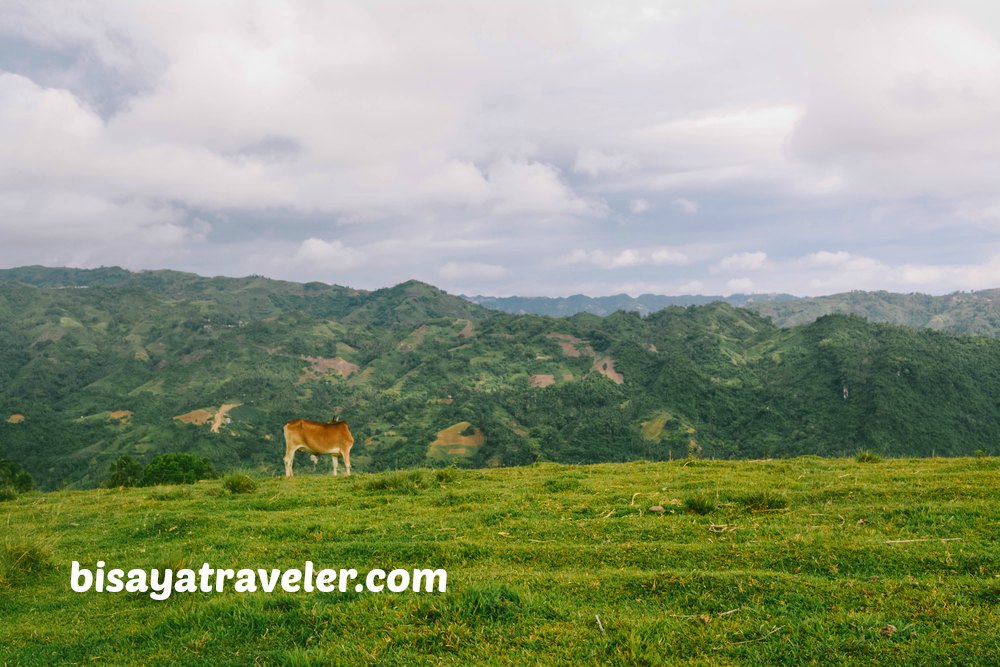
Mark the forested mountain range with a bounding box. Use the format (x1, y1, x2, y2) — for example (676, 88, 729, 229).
(464, 292, 798, 317)
(3, 266, 1000, 490)
(468, 289, 1000, 337)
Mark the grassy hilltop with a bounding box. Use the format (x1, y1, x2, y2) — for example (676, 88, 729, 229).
(4, 267, 1000, 490)
(2, 457, 999, 665)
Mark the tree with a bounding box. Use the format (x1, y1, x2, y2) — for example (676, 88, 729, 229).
(0, 455, 34, 492)
(139, 453, 216, 486)
(104, 455, 143, 488)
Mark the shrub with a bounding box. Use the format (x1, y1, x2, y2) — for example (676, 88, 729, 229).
(0, 486, 17, 502)
(0, 456, 34, 492)
(684, 494, 715, 515)
(364, 470, 431, 493)
(222, 473, 257, 494)
(105, 455, 143, 488)
(856, 450, 882, 464)
(139, 453, 216, 486)
(0, 538, 51, 588)
(434, 467, 458, 484)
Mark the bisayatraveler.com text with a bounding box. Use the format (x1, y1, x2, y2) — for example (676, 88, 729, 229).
(71, 561, 447, 600)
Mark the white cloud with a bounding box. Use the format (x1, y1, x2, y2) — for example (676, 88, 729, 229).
(712, 251, 769, 273)
(629, 198, 650, 214)
(727, 277, 754, 293)
(573, 148, 637, 178)
(673, 197, 698, 214)
(650, 248, 688, 265)
(4, 2, 1000, 296)
(563, 246, 689, 269)
(291, 239, 364, 270)
(797, 250, 853, 268)
(485, 157, 602, 217)
(438, 261, 509, 282)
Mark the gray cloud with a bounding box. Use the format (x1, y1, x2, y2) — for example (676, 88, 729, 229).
(2, 1, 1000, 296)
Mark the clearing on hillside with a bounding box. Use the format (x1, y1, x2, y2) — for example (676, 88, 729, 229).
(174, 408, 213, 426)
(298, 356, 359, 382)
(548, 332, 593, 357)
(530, 374, 556, 388)
(548, 332, 625, 384)
(592, 354, 624, 384)
(173, 404, 241, 431)
(211, 403, 241, 433)
(7, 413, 25, 424)
(428, 421, 485, 460)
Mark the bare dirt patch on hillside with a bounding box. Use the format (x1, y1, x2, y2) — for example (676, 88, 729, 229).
(7, 414, 25, 424)
(593, 355, 624, 384)
(299, 356, 359, 382)
(109, 410, 133, 422)
(530, 374, 556, 388)
(547, 332, 594, 357)
(211, 403, 241, 433)
(175, 409, 213, 426)
(175, 404, 242, 432)
(428, 421, 485, 460)
(549, 333, 624, 384)
(458, 320, 475, 338)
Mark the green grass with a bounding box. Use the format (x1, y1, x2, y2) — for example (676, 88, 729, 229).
(2, 457, 1000, 665)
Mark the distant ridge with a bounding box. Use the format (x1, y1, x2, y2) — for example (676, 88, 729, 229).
(466, 289, 1000, 338)
(464, 292, 797, 317)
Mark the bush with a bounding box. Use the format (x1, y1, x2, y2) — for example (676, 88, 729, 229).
(0, 456, 34, 492)
(222, 473, 257, 494)
(0, 538, 51, 588)
(856, 450, 882, 464)
(0, 486, 17, 502)
(434, 467, 458, 484)
(684, 494, 715, 515)
(105, 455, 143, 488)
(139, 453, 216, 486)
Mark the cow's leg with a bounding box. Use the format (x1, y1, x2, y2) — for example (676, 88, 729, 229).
(343, 448, 351, 476)
(331, 455, 339, 476)
(284, 449, 295, 478)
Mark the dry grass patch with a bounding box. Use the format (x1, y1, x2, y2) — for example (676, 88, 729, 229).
(174, 409, 213, 426)
(428, 421, 486, 460)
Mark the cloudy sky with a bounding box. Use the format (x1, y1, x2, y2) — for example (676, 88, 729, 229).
(3, 1, 1000, 296)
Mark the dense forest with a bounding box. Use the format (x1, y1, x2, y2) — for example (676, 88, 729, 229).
(2, 266, 1000, 490)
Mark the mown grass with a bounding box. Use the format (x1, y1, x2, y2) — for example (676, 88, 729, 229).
(2, 457, 999, 665)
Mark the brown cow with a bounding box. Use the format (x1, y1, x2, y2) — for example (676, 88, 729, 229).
(283, 418, 354, 478)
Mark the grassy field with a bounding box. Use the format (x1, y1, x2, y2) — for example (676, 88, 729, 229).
(2, 457, 999, 665)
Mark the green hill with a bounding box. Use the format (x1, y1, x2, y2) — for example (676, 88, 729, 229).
(2, 458, 999, 664)
(3, 267, 1000, 489)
